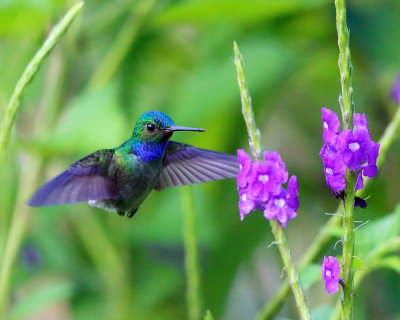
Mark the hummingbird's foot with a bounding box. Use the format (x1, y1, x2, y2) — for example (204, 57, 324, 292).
(127, 208, 138, 218)
(117, 210, 125, 217)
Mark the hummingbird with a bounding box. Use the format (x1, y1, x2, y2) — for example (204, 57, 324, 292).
(28, 111, 239, 218)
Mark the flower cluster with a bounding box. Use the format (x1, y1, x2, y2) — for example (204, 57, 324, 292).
(237, 150, 298, 227)
(321, 256, 342, 295)
(319, 108, 380, 193)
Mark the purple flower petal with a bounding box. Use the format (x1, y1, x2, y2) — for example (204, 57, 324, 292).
(325, 279, 340, 296)
(321, 256, 341, 295)
(238, 188, 257, 221)
(264, 187, 297, 228)
(363, 141, 379, 178)
(355, 171, 364, 191)
(321, 107, 340, 146)
(237, 149, 253, 189)
(287, 175, 299, 211)
(321, 152, 346, 192)
(248, 159, 285, 202)
(337, 129, 371, 171)
(390, 75, 400, 104)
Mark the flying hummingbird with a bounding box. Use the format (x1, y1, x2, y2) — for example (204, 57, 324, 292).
(28, 111, 239, 218)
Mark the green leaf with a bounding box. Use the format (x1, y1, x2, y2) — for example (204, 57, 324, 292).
(371, 256, 400, 273)
(10, 278, 74, 320)
(36, 83, 129, 155)
(355, 204, 400, 260)
(299, 263, 322, 290)
(311, 304, 335, 320)
(204, 310, 214, 320)
(153, 0, 327, 26)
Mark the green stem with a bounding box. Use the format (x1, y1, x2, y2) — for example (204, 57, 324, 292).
(0, 3, 83, 318)
(256, 106, 400, 320)
(88, 0, 156, 89)
(181, 187, 201, 320)
(335, 0, 354, 129)
(341, 171, 357, 320)
(0, 1, 83, 166)
(233, 41, 310, 320)
(69, 209, 134, 320)
(335, 0, 357, 317)
(270, 220, 311, 320)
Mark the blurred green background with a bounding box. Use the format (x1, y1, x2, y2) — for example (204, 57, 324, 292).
(0, 0, 399, 319)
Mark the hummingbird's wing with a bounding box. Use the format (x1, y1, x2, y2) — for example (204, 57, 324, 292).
(155, 141, 239, 190)
(28, 149, 118, 207)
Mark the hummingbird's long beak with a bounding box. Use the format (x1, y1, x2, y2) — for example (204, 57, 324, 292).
(167, 125, 205, 132)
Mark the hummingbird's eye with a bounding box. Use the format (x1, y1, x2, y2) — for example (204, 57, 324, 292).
(146, 123, 156, 132)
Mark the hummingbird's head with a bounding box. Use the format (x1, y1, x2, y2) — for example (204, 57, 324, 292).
(132, 111, 205, 143)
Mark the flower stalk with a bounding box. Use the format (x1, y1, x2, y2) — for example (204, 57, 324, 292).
(181, 187, 201, 320)
(234, 41, 310, 320)
(335, 0, 357, 317)
(256, 104, 400, 320)
(341, 170, 357, 319)
(335, 0, 354, 129)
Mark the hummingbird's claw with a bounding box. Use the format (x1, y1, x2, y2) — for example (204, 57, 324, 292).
(117, 210, 125, 217)
(127, 208, 138, 218)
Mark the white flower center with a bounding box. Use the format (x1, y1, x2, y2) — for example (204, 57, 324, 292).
(274, 198, 285, 208)
(326, 270, 332, 278)
(325, 167, 333, 175)
(239, 164, 243, 170)
(323, 121, 329, 130)
(241, 193, 247, 202)
(349, 142, 360, 152)
(258, 174, 269, 184)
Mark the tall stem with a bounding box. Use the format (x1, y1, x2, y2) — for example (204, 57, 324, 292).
(335, 0, 354, 129)
(270, 220, 311, 320)
(233, 41, 310, 320)
(335, 0, 357, 318)
(256, 105, 400, 320)
(0, 3, 83, 318)
(341, 171, 357, 320)
(182, 187, 201, 320)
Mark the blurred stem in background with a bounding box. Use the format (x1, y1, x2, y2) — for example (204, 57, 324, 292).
(0, 2, 83, 167)
(69, 209, 134, 319)
(335, 0, 356, 318)
(233, 41, 311, 320)
(89, 0, 157, 89)
(0, 3, 84, 319)
(181, 187, 202, 320)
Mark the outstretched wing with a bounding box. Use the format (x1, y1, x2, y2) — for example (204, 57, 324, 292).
(155, 141, 239, 190)
(28, 149, 118, 207)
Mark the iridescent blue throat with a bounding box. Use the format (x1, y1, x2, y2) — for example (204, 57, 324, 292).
(133, 141, 168, 161)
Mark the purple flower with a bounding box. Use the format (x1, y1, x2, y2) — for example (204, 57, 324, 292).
(264, 151, 289, 183)
(320, 108, 380, 194)
(321, 256, 341, 295)
(391, 75, 400, 104)
(247, 159, 286, 202)
(322, 107, 340, 146)
(337, 128, 371, 171)
(237, 150, 298, 227)
(263, 176, 298, 227)
(353, 113, 369, 135)
(237, 149, 253, 189)
(321, 152, 346, 192)
(238, 188, 257, 221)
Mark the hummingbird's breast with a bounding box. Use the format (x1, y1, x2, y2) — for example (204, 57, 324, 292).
(112, 153, 163, 213)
